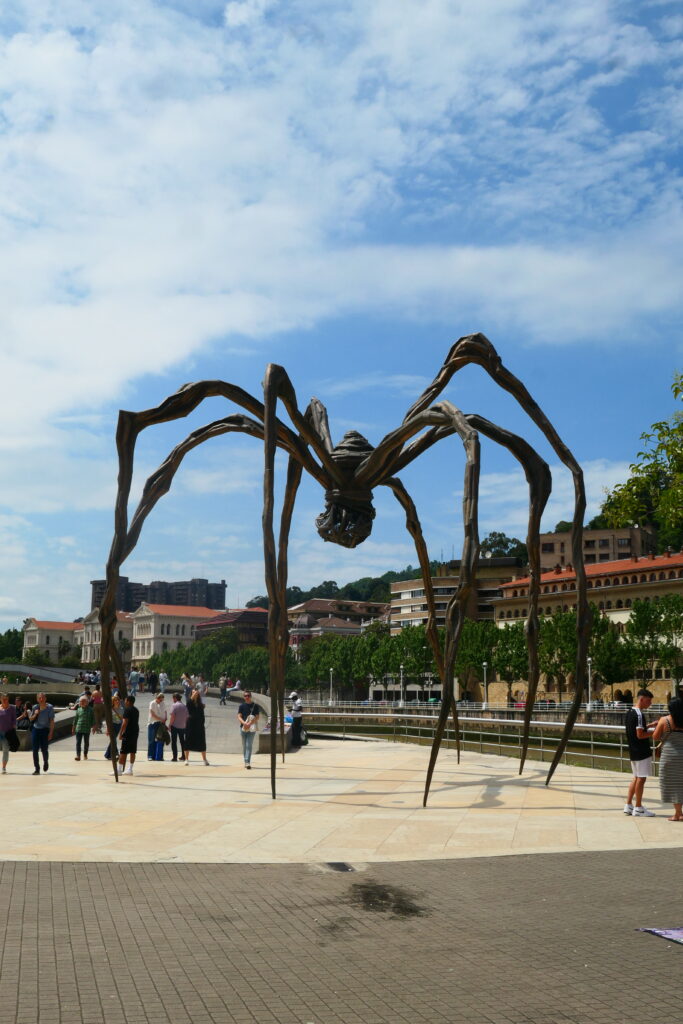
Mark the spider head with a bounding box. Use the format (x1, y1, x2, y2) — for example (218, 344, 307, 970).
(316, 490, 375, 548)
(315, 430, 376, 547)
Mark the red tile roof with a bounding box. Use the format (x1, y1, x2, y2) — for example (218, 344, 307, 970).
(138, 604, 225, 617)
(30, 620, 80, 631)
(501, 552, 683, 590)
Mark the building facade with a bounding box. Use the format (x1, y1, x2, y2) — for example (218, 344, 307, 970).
(76, 609, 134, 665)
(194, 608, 269, 647)
(22, 619, 81, 661)
(493, 551, 683, 627)
(390, 558, 524, 634)
(130, 603, 224, 665)
(539, 525, 657, 570)
(89, 577, 227, 613)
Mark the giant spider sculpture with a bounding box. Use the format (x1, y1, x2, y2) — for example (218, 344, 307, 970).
(98, 333, 590, 801)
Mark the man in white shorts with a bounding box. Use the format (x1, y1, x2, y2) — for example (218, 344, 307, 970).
(624, 689, 657, 817)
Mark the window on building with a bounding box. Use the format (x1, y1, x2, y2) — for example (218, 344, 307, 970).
(46, 635, 50, 644)
(585, 554, 596, 563)
(584, 539, 596, 548)
(541, 543, 554, 553)
(599, 539, 610, 548)
(617, 538, 630, 547)
(599, 554, 610, 561)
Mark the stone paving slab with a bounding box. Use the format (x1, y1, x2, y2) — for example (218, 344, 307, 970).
(1, 850, 682, 1024)
(2, 735, 682, 863)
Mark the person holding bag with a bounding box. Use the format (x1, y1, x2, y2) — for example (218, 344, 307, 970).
(0, 693, 18, 774)
(237, 690, 259, 769)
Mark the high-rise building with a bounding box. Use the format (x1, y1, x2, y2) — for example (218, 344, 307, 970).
(89, 577, 226, 612)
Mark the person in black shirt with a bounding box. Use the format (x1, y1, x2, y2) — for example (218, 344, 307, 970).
(237, 691, 259, 769)
(624, 689, 658, 817)
(116, 695, 140, 777)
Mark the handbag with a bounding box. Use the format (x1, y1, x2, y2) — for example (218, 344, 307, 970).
(242, 715, 257, 733)
(155, 722, 171, 745)
(5, 729, 20, 753)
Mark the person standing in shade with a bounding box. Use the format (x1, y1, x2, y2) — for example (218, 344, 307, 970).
(128, 668, 139, 696)
(116, 695, 139, 776)
(169, 692, 189, 763)
(72, 695, 95, 761)
(237, 691, 259, 769)
(147, 692, 168, 761)
(289, 691, 303, 748)
(624, 688, 657, 817)
(104, 693, 124, 760)
(185, 689, 209, 765)
(91, 683, 105, 733)
(29, 693, 55, 775)
(0, 693, 17, 774)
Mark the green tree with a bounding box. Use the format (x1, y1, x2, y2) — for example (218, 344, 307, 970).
(601, 372, 683, 551)
(22, 647, 50, 666)
(624, 599, 663, 681)
(480, 531, 528, 561)
(658, 593, 683, 692)
(589, 613, 633, 699)
(454, 620, 498, 695)
(492, 622, 527, 702)
(0, 628, 23, 661)
(538, 610, 578, 697)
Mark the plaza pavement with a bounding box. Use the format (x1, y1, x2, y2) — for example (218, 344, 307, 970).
(2, 698, 682, 1024)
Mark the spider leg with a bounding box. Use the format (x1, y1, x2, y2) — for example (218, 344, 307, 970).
(263, 365, 312, 799)
(381, 405, 480, 806)
(465, 413, 552, 771)
(99, 383, 325, 784)
(400, 333, 588, 786)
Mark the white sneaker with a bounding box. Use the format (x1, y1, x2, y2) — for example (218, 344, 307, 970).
(125, 766, 133, 775)
(202, 760, 210, 766)
(633, 806, 655, 817)
(2, 766, 6, 774)
(623, 803, 633, 815)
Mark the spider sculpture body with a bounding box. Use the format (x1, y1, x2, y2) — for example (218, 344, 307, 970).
(98, 333, 590, 801)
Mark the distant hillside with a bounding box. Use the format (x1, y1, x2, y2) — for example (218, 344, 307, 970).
(246, 562, 441, 610)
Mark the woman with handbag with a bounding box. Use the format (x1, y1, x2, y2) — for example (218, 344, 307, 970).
(185, 689, 210, 765)
(237, 690, 259, 769)
(0, 693, 18, 773)
(652, 697, 683, 821)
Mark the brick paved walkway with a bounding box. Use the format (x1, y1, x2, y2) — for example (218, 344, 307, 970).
(2, 848, 682, 1024)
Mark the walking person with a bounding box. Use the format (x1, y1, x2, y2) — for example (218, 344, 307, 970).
(237, 691, 259, 769)
(652, 697, 683, 821)
(624, 689, 657, 817)
(147, 692, 168, 761)
(159, 671, 170, 694)
(185, 689, 210, 765)
(0, 693, 18, 774)
(29, 693, 55, 775)
(181, 673, 193, 703)
(169, 692, 189, 763)
(116, 695, 139, 776)
(288, 691, 303, 748)
(72, 695, 95, 761)
(219, 676, 228, 706)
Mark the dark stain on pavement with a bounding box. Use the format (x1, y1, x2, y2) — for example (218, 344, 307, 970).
(348, 881, 427, 918)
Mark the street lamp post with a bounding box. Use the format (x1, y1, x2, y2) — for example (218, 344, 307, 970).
(482, 661, 488, 710)
(399, 663, 404, 708)
(587, 656, 592, 712)
(328, 667, 334, 706)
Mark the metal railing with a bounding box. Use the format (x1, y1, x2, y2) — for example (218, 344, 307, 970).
(303, 707, 653, 775)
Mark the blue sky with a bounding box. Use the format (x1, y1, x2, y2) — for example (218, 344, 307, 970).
(1, 0, 682, 630)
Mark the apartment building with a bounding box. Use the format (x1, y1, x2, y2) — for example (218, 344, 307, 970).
(89, 576, 227, 613)
(390, 558, 524, 634)
(539, 525, 657, 570)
